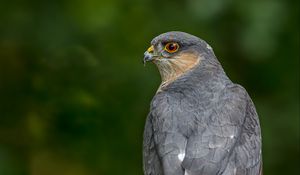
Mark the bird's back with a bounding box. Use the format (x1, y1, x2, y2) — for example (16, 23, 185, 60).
(143, 69, 262, 174)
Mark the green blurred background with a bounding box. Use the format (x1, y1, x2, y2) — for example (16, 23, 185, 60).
(0, 0, 299, 175)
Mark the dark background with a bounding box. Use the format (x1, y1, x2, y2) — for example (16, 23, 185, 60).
(0, 0, 299, 175)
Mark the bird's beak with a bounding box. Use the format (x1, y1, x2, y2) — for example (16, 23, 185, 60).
(143, 45, 155, 65)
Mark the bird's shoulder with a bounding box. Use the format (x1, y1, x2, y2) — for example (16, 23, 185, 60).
(224, 83, 248, 101)
(150, 82, 249, 114)
(149, 90, 180, 116)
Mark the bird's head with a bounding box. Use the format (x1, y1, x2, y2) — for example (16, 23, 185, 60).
(144, 31, 214, 85)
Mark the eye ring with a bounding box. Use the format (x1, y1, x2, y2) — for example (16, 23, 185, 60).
(164, 42, 179, 53)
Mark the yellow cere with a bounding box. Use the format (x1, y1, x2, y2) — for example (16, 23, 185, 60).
(147, 45, 154, 53)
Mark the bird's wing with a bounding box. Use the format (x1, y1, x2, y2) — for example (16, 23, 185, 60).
(148, 93, 188, 175)
(227, 95, 262, 175)
(182, 85, 262, 175)
(143, 113, 163, 175)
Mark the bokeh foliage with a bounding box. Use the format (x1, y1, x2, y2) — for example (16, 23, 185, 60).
(0, 0, 299, 175)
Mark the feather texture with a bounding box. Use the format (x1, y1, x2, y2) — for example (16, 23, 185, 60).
(143, 32, 262, 175)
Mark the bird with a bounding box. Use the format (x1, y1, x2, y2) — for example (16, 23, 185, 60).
(142, 31, 262, 175)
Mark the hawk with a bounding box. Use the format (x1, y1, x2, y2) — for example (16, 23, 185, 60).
(143, 31, 262, 175)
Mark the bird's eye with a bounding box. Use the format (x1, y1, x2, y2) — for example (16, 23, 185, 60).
(164, 42, 179, 53)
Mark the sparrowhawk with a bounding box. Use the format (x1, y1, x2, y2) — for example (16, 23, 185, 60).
(142, 31, 262, 175)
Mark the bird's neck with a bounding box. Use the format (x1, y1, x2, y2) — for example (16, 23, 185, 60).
(155, 54, 229, 92)
(155, 53, 200, 89)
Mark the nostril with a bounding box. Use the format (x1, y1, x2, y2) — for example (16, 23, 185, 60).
(147, 45, 154, 53)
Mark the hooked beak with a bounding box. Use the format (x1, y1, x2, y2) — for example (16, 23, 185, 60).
(143, 45, 158, 65)
(143, 51, 153, 64)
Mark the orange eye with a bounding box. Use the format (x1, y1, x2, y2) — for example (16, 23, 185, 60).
(164, 42, 179, 53)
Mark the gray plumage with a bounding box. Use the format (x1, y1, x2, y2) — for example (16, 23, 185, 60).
(143, 32, 262, 175)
